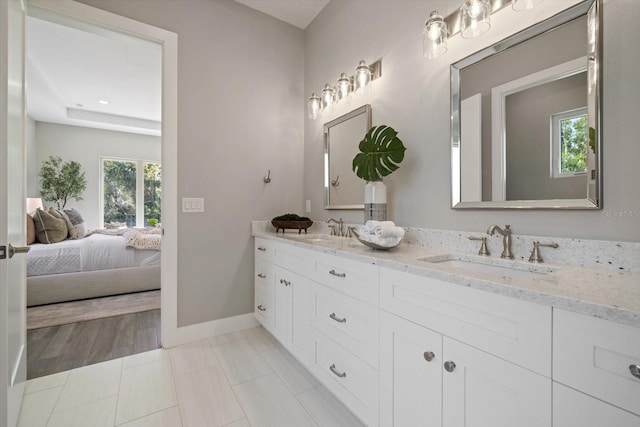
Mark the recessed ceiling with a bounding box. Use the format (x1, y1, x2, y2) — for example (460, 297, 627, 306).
(233, 0, 329, 29)
(26, 16, 162, 136)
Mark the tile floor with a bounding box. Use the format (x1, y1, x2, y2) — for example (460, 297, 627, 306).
(18, 326, 366, 427)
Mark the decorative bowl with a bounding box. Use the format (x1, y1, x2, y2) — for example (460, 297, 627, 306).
(271, 220, 313, 234)
(350, 227, 401, 250)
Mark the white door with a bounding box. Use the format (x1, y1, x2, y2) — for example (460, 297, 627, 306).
(0, 0, 27, 426)
(442, 338, 551, 427)
(379, 311, 443, 427)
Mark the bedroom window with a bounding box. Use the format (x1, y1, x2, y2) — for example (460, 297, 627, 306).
(101, 158, 161, 228)
(551, 108, 588, 179)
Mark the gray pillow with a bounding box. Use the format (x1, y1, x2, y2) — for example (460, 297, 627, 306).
(63, 208, 86, 239)
(33, 208, 68, 244)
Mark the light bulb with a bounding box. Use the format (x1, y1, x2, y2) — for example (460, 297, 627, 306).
(354, 60, 371, 94)
(321, 84, 334, 109)
(461, 0, 490, 39)
(308, 93, 321, 120)
(335, 73, 351, 103)
(423, 10, 448, 59)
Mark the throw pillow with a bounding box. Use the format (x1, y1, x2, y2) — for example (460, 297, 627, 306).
(33, 208, 68, 244)
(26, 214, 36, 245)
(63, 208, 87, 239)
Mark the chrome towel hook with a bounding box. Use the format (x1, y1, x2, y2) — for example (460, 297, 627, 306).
(263, 170, 271, 184)
(331, 175, 340, 187)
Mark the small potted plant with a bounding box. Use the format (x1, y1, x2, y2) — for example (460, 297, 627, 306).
(352, 125, 406, 221)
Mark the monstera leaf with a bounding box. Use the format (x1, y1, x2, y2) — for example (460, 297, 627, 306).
(352, 125, 406, 182)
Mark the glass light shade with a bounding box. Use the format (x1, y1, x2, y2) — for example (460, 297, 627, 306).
(512, 0, 543, 11)
(308, 92, 321, 119)
(460, 0, 491, 39)
(321, 84, 335, 109)
(354, 60, 371, 94)
(423, 11, 448, 59)
(335, 73, 351, 103)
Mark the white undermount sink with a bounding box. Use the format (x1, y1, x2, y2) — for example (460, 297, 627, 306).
(287, 234, 336, 243)
(419, 253, 556, 280)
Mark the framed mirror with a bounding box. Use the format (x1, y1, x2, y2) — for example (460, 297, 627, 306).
(324, 105, 372, 210)
(451, 0, 601, 209)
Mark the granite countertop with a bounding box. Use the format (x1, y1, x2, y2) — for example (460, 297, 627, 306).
(252, 226, 640, 329)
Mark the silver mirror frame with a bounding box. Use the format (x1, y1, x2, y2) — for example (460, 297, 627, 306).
(324, 104, 372, 210)
(451, 0, 602, 209)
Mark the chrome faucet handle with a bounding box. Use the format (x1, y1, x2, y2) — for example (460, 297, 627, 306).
(469, 236, 490, 256)
(328, 224, 338, 236)
(529, 241, 559, 263)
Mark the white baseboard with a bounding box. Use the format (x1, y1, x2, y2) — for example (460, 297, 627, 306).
(163, 312, 259, 348)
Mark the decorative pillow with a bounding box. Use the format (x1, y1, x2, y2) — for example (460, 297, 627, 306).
(26, 214, 36, 245)
(33, 208, 68, 244)
(63, 208, 86, 239)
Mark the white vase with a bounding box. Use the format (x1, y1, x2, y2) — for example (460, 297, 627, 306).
(364, 181, 387, 221)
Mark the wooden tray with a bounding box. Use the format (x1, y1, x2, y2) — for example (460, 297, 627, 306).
(271, 220, 313, 234)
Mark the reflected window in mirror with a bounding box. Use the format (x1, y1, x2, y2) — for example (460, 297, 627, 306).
(324, 105, 372, 210)
(451, 0, 601, 209)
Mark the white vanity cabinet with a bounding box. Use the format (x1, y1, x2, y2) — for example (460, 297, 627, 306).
(552, 309, 640, 425)
(307, 251, 381, 427)
(379, 267, 552, 427)
(253, 238, 314, 364)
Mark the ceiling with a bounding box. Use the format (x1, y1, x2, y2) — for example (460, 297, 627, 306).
(26, 1, 328, 137)
(233, 0, 329, 29)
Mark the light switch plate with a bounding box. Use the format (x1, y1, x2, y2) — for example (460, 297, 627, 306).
(182, 197, 204, 213)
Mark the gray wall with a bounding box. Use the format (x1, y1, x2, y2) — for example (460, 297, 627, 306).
(506, 73, 587, 200)
(77, 0, 305, 326)
(34, 122, 161, 230)
(306, 0, 640, 242)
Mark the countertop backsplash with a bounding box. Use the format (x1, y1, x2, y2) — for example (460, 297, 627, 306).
(252, 221, 640, 273)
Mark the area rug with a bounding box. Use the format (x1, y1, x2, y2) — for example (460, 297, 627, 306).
(27, 290, 161, 330)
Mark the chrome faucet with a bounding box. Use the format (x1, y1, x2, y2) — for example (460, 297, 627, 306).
(487, 224, 513, 259)
(327, 218, 343, 236)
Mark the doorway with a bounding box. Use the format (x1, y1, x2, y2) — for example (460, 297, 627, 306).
(23, 1, 177, 378)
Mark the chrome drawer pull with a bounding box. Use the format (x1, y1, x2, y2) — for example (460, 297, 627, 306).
(423, 351, 435, 362)
(329, 269, 346, 278)
(329, 364, 347, 378)
(280, 279, 291, 286)
(630, 364, 640, 379)
(329, 312, 346, 323)
(257, 246, 267, 251)
(257, 273, 266, 278)
(444, 361, 456, 372)
(257, 305, 266, 312)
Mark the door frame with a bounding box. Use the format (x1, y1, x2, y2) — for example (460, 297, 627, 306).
(26, 0, 179, 346)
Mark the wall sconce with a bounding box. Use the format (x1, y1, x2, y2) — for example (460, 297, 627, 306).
(424, 0, 544, 59)
(307, 59, 381, 120)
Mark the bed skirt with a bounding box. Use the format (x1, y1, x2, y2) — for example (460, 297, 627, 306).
(27, 265, 161, 307)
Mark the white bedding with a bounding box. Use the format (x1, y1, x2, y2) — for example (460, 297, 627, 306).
(27, 234, 161, 277)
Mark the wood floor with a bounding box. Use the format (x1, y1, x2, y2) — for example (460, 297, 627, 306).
(27, 309, 161, 380)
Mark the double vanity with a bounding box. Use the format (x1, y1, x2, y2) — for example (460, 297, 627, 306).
(251, 221, 640, 427)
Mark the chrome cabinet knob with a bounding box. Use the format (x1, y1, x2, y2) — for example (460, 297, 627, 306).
(423, 351, 435, 362)
(444, 361, 456, 372)
(630, 364, 640, 379)
(257, 246, 266, 251)
(257, 273, 266, 278)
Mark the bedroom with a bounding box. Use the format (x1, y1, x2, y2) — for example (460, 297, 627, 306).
(24, 13, 163, 379)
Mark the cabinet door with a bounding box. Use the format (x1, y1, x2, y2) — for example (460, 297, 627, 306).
(380, 311, 442, 427)
(442, 338, 551, 427)
(290, 271, 312, 366)
(273, 266, 293, 346)
(553, 382, 640, 427)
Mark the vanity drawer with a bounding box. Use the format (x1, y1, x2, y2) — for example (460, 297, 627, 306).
(273, 241, 314, 276)
(310, 282, 379, 369)
(553, 382, 640, 427)
(254, 287, 273, 329)
(310, 331, 378, 427)
(255, 237, 275, 260)
(553, 309, 640, 416)
(311, 252, 379, 306)
(254, 259, 274, 290)
(380, 267, 552, 377)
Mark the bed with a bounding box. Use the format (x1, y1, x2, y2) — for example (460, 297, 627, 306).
(27, 233, 161, 306)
